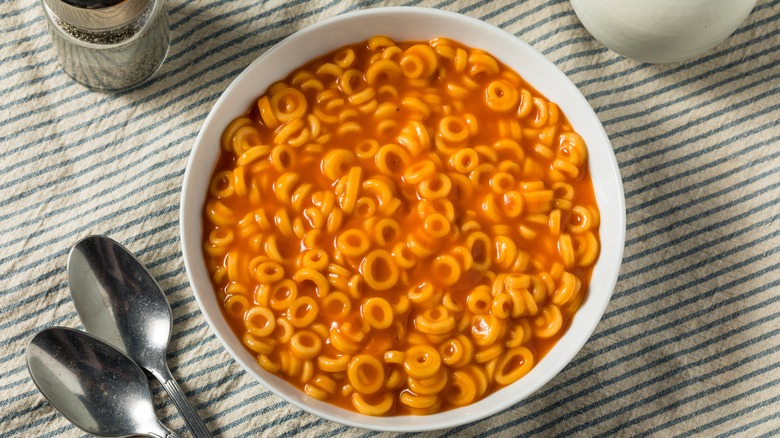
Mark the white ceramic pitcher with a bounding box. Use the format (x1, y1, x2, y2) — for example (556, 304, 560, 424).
(570, 0, 758, 63)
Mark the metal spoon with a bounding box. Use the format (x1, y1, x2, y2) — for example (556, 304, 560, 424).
(26, 327, 179, 438)
(67, 235, 212, 438)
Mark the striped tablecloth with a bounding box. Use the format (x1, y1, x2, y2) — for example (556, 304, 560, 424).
(2, 0, 778, 436)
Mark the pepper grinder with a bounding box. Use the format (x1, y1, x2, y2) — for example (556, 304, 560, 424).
(41, 0, 169, 91)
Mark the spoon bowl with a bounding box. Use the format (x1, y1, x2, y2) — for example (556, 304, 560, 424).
(26, 327, 178, 438)
(67, 235, 212, 438)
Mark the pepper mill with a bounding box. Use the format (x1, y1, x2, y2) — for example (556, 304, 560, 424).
(41, 0, 169, 91)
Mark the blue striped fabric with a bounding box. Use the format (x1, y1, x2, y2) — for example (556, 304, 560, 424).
(1, 0, 778, 436)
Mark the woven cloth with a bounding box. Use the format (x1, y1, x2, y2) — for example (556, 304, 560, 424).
(2, 0, 779, 436)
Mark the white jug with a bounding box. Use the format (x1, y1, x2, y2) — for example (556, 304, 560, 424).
(570, 0, 758, 63)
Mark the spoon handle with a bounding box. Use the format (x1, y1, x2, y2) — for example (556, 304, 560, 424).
(153, 365, 213, 438)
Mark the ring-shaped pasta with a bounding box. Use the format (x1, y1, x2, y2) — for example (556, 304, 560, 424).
(258, 95, 282, 129)
(490, 172, 516, 194)
(354, 139, 379, 159)
(361, 297, 394, 329)
(466, 285, 493, 314)
(558, 131, 588, 166)
(383, 350, 406, 365)
(275, 317, 295, 344)
(311, 375, 337, 398)
(269, 279, 298, 311)
(243, 306, 276, 338)
(365, 59, 402, 86)
(232, 166, 248, 197)
(351, 392, 394, 416)
(338, 69, 365, 95)
(287, 296, 319, 328)
(278, 349, 303, 378)
(243, 333, 275, 355)
(552, 158, 580, 179)
(423, 213, 451, 239)
(491, 293, 513, 319)
(347, 274, 364, 300)
(470, 313, 504, 347)
(273, 172, 300, 204)
(293, 268, 330, 298)
(353, 197, 377, 219)
(445, 370, 478, 406)
(533, 304, 563, 338)
(370, 218, 400, 247)
(337, 228, 371, 258)
(304, 383, 329, 401)
(504, 273, 531, 290)
(568, 205, 596, 234)
(333, 47, 356, 68)
(527, 97, 549, 128)
(290, 329, 323, 360)
(416, 305, 456, 335)
(403, 160, 437, 185)
(439, 336, 466, 367)
(400, 392, 439, 410)
(407, 368, 449, 396)
(418, 173, 452, 199)
(494, 347, 535, 385)
(493, 236, 518, 271)
(270, 145, 294, 172)
(484, 79, 519, 112)
(438, 115, 470, 143)
(340, 166, 362, 215)
(431, 255, 461, 287)
(223, 294, 249, 319)
(254, 261, 284, 284)
(375, 143, 411, 175)
(475, 343, 504, 364)
(300, 249, 329, 271)
(549, 208, 562, 236)
(360, 250, 399, 291)
(221, 117, 254, 151)
(208, 227, 234, 249)
(466, 231, 492, 271)
(300, 361, 315, 384)
(322, 291, 352, 319)
(208, 170, 234, 199)
(404, 345, 442, 379)
(400, 44, 438, 79)
(368, 35, 395, 51)
(406, 231, 439, 259)
(347, 354, 385, 394)
(387, 242, 414, 270)
(321, 149, 354, 181)
(552, 271, 581, 306)
(467, 52, 499, 77)
(449, 148, 479, 173)
(558, 233, 576, 269)
(574, 231, 599, 267)
(235, 144, 271, 168)
(271, 87, 307, 123)
(318, 354, 350, 373)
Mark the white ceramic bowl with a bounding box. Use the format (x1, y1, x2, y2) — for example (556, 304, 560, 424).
(180, 6, 626, 432)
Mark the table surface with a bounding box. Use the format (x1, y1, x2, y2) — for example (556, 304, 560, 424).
(2, 0, 779, 437)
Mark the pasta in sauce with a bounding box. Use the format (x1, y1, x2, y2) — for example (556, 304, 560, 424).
(202, 36, 600, 416)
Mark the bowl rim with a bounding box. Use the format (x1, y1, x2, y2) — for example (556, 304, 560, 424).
(180, 5, 626, 432)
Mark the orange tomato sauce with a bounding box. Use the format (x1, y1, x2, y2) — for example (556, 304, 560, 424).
(202, 36, 600, 415)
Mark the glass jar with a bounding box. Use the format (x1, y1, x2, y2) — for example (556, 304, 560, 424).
(41, 0, 170, 91)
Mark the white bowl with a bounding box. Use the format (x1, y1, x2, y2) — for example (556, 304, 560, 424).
(180, 6, 626, 432)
